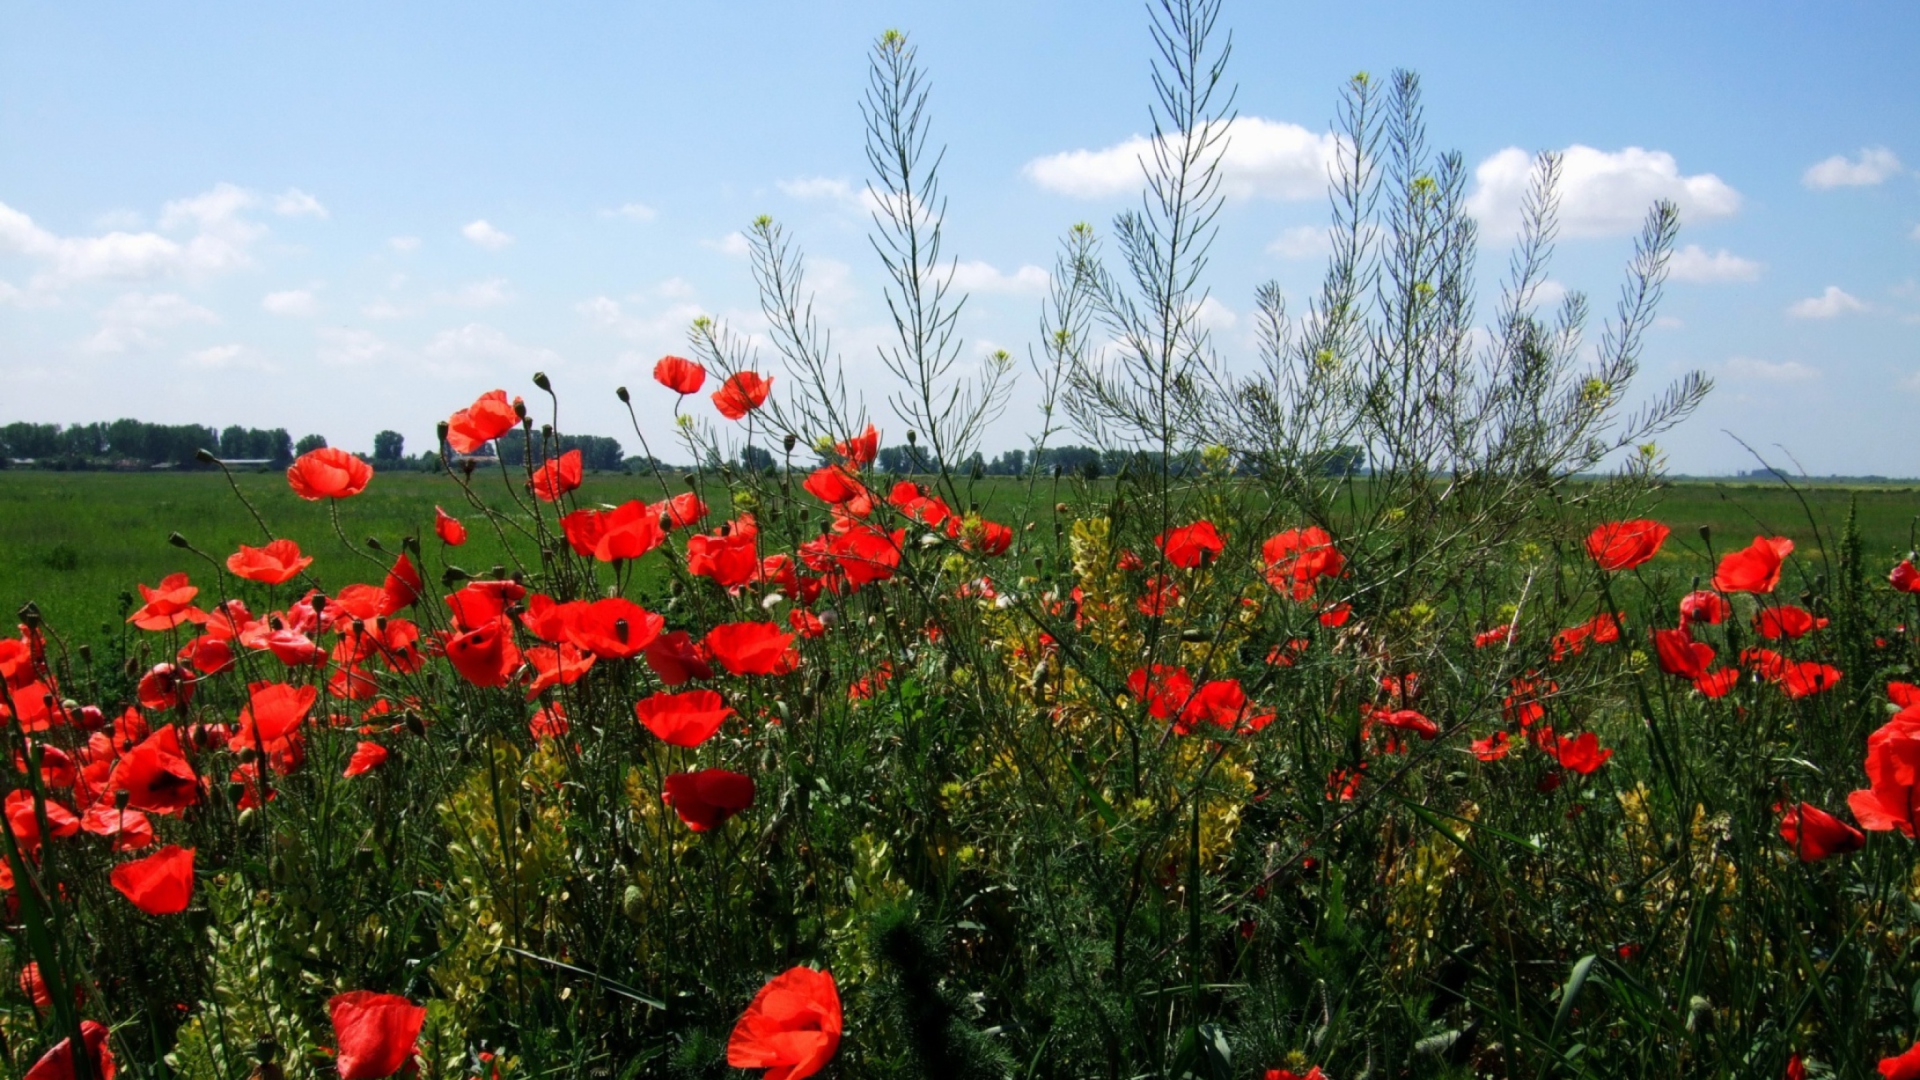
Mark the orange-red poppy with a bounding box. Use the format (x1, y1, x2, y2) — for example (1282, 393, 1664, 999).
(1127, 664, 1194, 721)
(446, 389, 522, 454)
(650, 492, 709, 530)
(562, 501, 665, 562)
(727, 967, 842, 1080)
(1754, 605, 1827, 640)
(107, 725, 200, 815)
(654, 355, 707, 395)
(136, 663, 193, 711)
(634, 689, 734, 747)
(23, 1020, 113, 1080)
(435, 505, 468, 546)
(1778, 801, 1864, 862)
(227, 683, 319, 756)
(704, 622, 799, 676)
(344, 741, 389, 777)
(1584, 520, 1669, 572)
(562, 598, 664, 660)
(828, 526, 903, 589)
(835, 424, 879, 468)
(712, 371, 772, 419)
(127, 572, 207, 631)
(1262, 527, 1344, 601)
(287, 447, 373, 500)
(445, 617, 523, 687)
(1713, 535, 1793, 594)
(1157, 521, 1224, 569)
(227, 538, 313, 585)
(530, 449, 583, 502)
(328, 991, 427, 1080)
(80, 804, 153, 851)
(662, 768, 756, 831)
(644, 630, 712, 686)
(109, 844, 194, 915)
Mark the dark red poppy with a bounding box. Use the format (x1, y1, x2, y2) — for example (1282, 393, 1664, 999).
(530, 449, 584, 502)
(287, 447, 373, 500)
(109, 844, 194, 915)
(1585, 520, 1670, 572)
(712, 371, 772, 420)
(445, 580, 529, 631)
(1778, 801, 1864, 862)
(1881, 1040, 1920, 1080)
(1126, 665, 1195, 721)
(226, 538, 313, 585)
(6, 789, 79, 853)
(1369, 707, 1439, 741)
(635, 689, 734, 747)
(835, 424, 879, 468)
(1262, 527, 1344, 601)
(435, 505, 468, 546)
(80, 804, 153, 851)
(562, 598, 664, 660)
(687, 530, 761, 589)
(328, 991, 427, 1080)
(137, 663, 193, 711)
(1713, 535, 1793, 594)
(108, 725, 200, 815)
(663, 769, 756, 831)
(529, 702, 570, 741)
(803, 466, 864, 506)
(828, 526, 903, 589)
(704, 622, 799, 676)
(523, 643, 594, 698)
(654, 355, 707, 395)
(1652, 628, 1714, 679)
(1892, 560, 1920, 594)
(1551, 731, 1612, 775)
(644, 630, 712, 686)
(127, 573, 207, 631)
(1157, 521, 1224, 569)
(1754, 605, 1827, 640)
(1472, 731, 1512, 761)
(445, 617, 523, 687)
(1779, 661, 1842, 699)
(227, 683, 319, 755)
(344, 741, 388, 777)
(1678, 590, 1731, 628)
(446, 389, 523, 454)
(23, 1020, 114, 1080)
(727, 967, 842, 1080)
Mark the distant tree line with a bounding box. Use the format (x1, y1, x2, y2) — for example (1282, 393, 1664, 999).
(489, 430, 625, 472)
(0, 420, 298, 470)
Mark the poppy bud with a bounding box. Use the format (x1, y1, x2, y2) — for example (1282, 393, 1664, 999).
(402, 535, 421, 558)
(405, 712, 426, 737)
(311, 594, 328, 616)
(115, 789, 131, 812)
(78, 643, 91, 663)
(533, 371, 552, 391)
(616, 386, 631, 403)
(683, 474, 698, 489)
(462, 459, 477, 477)
(78, 705, 104, 730)
(491, 565, 507, 580)
(540, 425, 554, 442)
(1697, 524, 1711, 544)
(783, 433, 798, 452)
(226, 781, 246, 805)
(437, 419, 451, 441)
(168, 531, 189, 548)
(196, 448, 217, 463)
(442, 566, 470, 586)
(365, 536, 385, 551)
(513, 399, 528, 421)
(906, 430, 917, 445)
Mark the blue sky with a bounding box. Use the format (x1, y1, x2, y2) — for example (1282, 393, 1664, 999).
(2, 1, 1916, 475)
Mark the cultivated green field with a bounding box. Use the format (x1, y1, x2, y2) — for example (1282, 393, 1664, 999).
(2, 469, 1916, 645)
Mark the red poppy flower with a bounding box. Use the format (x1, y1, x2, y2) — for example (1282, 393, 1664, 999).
(1262, 527, 1344, 601)
(445, 580, 529, 632)
(379, 554, 423, 615)
(17, 742, 74, 788)
(529, 702, 570, 741)
(562, 598, 664, 661)
(445, 617, 524, 687)
(1265, 638, 1310, 666)
(344, 741, 389, 777)
(803, 466, 864, 505)
(662, 769, 756, 831)
(287, 447, 373, 500)
(1176, 679, 1254, 734)
(1713, 535, 1793, 594)
(828, 525, 904, 589)
(644, 630, 712, 686)
(788, 610, 827, 639)
(227, 683, 319, 755)
(446, 389, 523, 453)
(1473, 624, 1513, 648)
(712, 371, 772, 419)
(23, 1020, 114, 1080)
(727, 966, 842, 1080)
(704, 622, 799, 676)
(1157, 521, 1225, 569)
(6, 790, 79, 853)
(1585, 520, 1669, 572)
(530, 449, 584, 502)
(110, 844, 194, 915)
(1318, 603, 1353, 628)
(562, 501, 664, 562)
(523, 643, 595, 698)
(654, 354, 707, 395)
(1551, 731, 1613, 775)
(127, 572, 207, 631)
(1126, 664, 1195, 721)
(1652, 628, 1714, 679)
(108, 725, 200, 815)
(1891, 682, 1920, 709)
(1754, 605, 1827, 640)
(635, 689, 734, 747)
(687, 530, 761, 589)
(963, 519, 1014, 557)
(1778, 801, 1864, 862)
(226, 538, 313, 585)
(1694, 668, 1740, 698)
(1892, 560, 1920, 594)
(137, 663, 194, 711)
(835, 424, 879, 468)
(1779, 661, 1842, 699)
(80, 804, 153, 851)
(435, 505, 468, 546)
(1472, 731, 1512, 761)
(1882, 1041, 1920, 1080)
(1369, 707, 1439, 741)
(650, 492, 709, 530)
(328, 991, 427, 1080)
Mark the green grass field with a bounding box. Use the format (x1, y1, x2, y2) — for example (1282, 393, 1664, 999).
(3, 468, 1916, 644)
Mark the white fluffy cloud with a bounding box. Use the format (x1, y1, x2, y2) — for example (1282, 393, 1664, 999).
(1725, 356, 1818, 383)
(434, 278, 512, 309)
(1667, 244, 1764, 283)
(272, 189, 328, 218)
(0, 183, 269, 290)
(779, 176, 857, 203)
(1787, 286, 1867, 319)
(605, 202, 657, 222)
(389, 235, 421, 253)
(182, 343, 274, 372)
(261, 288, 319, 317)
(708, 231, 751, 257)
(1267, 226, 1331, 260)
(422, 323, 558, 375)
(81, 291, 218, 353)
(317, 327, 399, 367)
(1467, 146, 1741, 238)
(1802, 147, 1904, 189)
(948, 261, 1050, 295)
(1025, 117, 1338, 201)
(461, 220, 513, 250)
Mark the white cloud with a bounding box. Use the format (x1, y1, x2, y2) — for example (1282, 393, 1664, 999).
(1725, 356, 1818, 383)
(948, 260, 1050, 295)
(422, 322, 559, 375)
(1267, 225, 1332, 260)
(80, 291, 218, 354)
(1653, 315, 1685, 330)
(779, 176, 857, 203)
(708, 231, 751, 257)
(389, 235, 421, 253)
(182, 343, 274, 372)
(1911, 224, 1920, 242)
(1025, 117, 1338, 201)
(1467, 145, 1741, 239)
(362, 299, 409, 320)
(462, 220, 513, 250)
(0, 183, 268, 289)
(656, 277, 697, 300)
(605, 202, 658, 222)
(272, 189, 328, 218)
(434, 278, 512, 308)
(91, 209, 144, 231)
(1787, 285, 1867, 319)
(1531, 280, 1570, 308)
(1802, 147, 1903, 189)
(1667, 244, 1764, 283)
(578, 294, 707, 345)
(261, 288, 319, 317)
(317, 327, 398, 367)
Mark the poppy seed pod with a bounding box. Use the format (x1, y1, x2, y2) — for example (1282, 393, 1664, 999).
(513, 399, 528, 421)
(1697, 524, 1711, 543)
(533, 371, 552, 391)
(784, 433, 798, 452)
(683, 474, 698, 489)
(168, 532, 189, 548)
(195, 448, 217, 464)
(616, 385, 630, 403)
(436, 420, 450, 440)
(906, 430, 917, 445)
